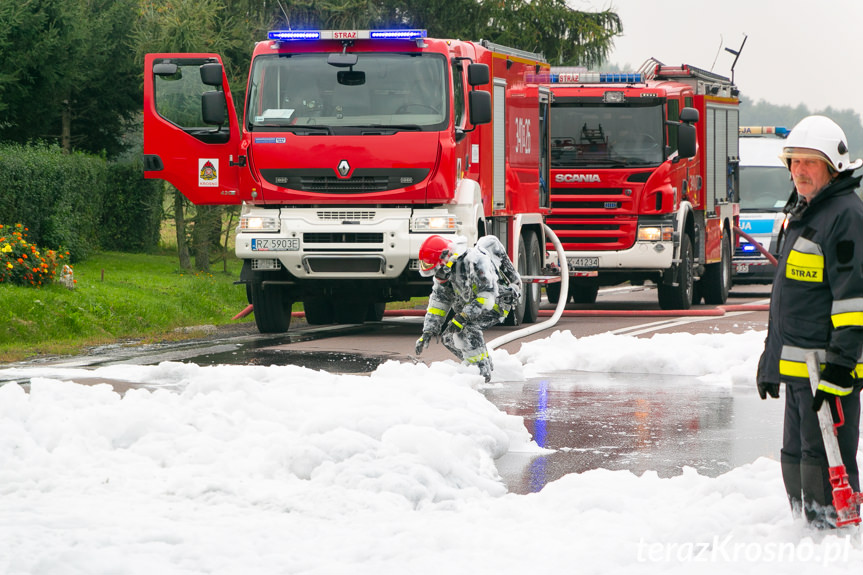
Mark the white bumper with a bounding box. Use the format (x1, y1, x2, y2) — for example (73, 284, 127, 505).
(563, 240, 674, 273)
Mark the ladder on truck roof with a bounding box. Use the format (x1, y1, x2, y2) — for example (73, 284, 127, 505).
(653, 63, 737, 96)
(480, 40, 547, 63)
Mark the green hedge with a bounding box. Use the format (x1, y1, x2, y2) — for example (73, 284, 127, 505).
(0, 144, 164, 260)
(101, 160, 164, 253)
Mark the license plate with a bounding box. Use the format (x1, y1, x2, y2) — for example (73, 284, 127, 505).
(736, 263, 750, 273)
(567, 257, 599, 269)
(251, 237, 299, 251)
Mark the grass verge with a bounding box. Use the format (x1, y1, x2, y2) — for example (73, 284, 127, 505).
(0, 251, 252, 363)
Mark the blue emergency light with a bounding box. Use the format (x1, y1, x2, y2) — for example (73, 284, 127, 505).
(268, 29, 426, 41)
(550, 72, 644, 84)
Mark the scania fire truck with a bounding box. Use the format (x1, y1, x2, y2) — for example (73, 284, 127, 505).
(534, 63, 740, 308)
(143, 29, 551, 332)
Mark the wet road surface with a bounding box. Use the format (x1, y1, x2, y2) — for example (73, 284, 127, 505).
(486, 371, 784, 494)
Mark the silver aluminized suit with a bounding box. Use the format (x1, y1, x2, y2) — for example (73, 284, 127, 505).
(757, 173, 863, 525)
(420, 236, 521, 381)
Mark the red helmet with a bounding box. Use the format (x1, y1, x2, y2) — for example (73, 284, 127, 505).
(418, 235, 454, 277)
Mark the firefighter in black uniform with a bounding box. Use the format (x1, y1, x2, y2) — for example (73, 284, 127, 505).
(757, 115, 863, 528)
(414, 234, 521, 382)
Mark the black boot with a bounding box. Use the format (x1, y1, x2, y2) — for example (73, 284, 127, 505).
(801, 463, 837, 529)
(781, 459, 803, 519)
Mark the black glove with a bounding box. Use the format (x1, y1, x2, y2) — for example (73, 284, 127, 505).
(757, 381, 780, 400)
(415, 331, 435, 355)
(812, 362, 856, 414)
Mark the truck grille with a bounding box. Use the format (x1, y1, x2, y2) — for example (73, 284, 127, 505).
(261, 168, 429, 193)
(303, 233, 383, 244)
(548, 188, 636, 251)
(316, 210, 376, 221)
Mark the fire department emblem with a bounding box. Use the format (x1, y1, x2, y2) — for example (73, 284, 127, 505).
(198, 158, 218, 187)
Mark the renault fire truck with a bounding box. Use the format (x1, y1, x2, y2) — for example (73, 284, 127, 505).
(733, 126, 790, 283)
(143, 29, 551, 332)
(534, 63, 740, 308)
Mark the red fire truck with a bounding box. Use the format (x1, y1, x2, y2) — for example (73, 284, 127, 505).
(535, 63, 739, 308)
(143, 29, 551, 332)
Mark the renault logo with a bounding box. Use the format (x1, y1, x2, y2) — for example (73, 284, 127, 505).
(337, 159, 350, 177)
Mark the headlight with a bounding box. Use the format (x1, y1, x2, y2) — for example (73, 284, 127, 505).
(410, 214, 459, 232)
(239, 215, 280, 232)
(637, 225, 673, 242)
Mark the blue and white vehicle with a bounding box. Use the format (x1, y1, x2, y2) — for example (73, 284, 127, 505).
(733, 126, 791, 284)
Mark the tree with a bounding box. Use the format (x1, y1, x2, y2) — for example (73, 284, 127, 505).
(132, 0, 264, 272)
(269, 0, 621, 67)
(0, 0, 140, 157)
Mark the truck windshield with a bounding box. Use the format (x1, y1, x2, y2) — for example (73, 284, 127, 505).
(739, 166, 792, 212)
(246, 53, 448, 132)
(550, 104, 664, 167)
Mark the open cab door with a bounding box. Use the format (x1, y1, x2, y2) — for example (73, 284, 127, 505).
(143, 54, 244, 205)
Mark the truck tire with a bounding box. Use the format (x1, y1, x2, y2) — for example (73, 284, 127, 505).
(522, 230, 541, 323)
(570, 279, 599, 304)
(657, 234, 694, 310)
(504, 234, 528, 326)
(366, 302, 386, 321)
(545, 282, 563, 304)
(251, 282, 293, 333)
(303, 297, 334, 325)
(701, 233, 732, 305)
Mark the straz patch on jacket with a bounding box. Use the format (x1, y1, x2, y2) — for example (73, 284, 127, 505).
(786, 249, 824, 282)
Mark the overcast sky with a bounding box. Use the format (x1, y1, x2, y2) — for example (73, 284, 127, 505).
(576, 0, 862, 121)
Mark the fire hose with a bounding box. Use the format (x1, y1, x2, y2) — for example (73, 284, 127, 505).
(734, 225, 778, 267)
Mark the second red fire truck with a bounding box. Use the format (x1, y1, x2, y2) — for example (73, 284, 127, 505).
(535, 63, 740, 308)
(143, 29, 551, 332)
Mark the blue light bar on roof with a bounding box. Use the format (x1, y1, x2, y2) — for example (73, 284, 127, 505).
(369, 29, 427, 40)
(268, 29, 426, 41)
(550, 72, 644, 84)
(268, 30, 321, 40)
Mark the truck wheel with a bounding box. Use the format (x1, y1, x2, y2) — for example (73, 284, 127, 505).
(522, 230, 541, 323)
(366, 302, 386, 321)
(701, 233, 732, 305)
(657, 234, 693, 310)
(545, 282, 563, 304)
(570, 279, 599, 304)
(504, 235, 528, 326)
(251, 282, 293, 333)
(303, 297, 334, 325)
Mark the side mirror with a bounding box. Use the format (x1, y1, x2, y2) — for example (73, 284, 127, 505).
(202, 91, 226, 125)
(200, 63, 223, 87)
(679, 107, 699, 123)
(678, 123, 697, 158)
(467, 63, 490, 86)
(468, 90, 491, 125)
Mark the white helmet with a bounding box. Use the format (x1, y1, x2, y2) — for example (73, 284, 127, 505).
(779, 115, 863, 173)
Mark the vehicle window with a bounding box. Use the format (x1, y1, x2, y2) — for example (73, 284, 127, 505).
(740, 166, 793, 211)
(246, 53, 449, 132)
(153, 58, 229, 144)
(550, 103, 664, 168)
(452, 61, 465, 128)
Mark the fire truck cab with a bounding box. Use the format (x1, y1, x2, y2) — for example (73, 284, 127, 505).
(143, 29, 551, 332)
(536, 64, 740, 309)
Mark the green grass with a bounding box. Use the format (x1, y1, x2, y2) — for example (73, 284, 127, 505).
(0, 251, 253, 362)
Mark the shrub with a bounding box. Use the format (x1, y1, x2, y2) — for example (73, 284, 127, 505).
(0, 223, 71, 287)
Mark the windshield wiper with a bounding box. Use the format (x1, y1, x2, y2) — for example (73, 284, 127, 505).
(254, 123, 334, 134)
(351, 124, 423, 132)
